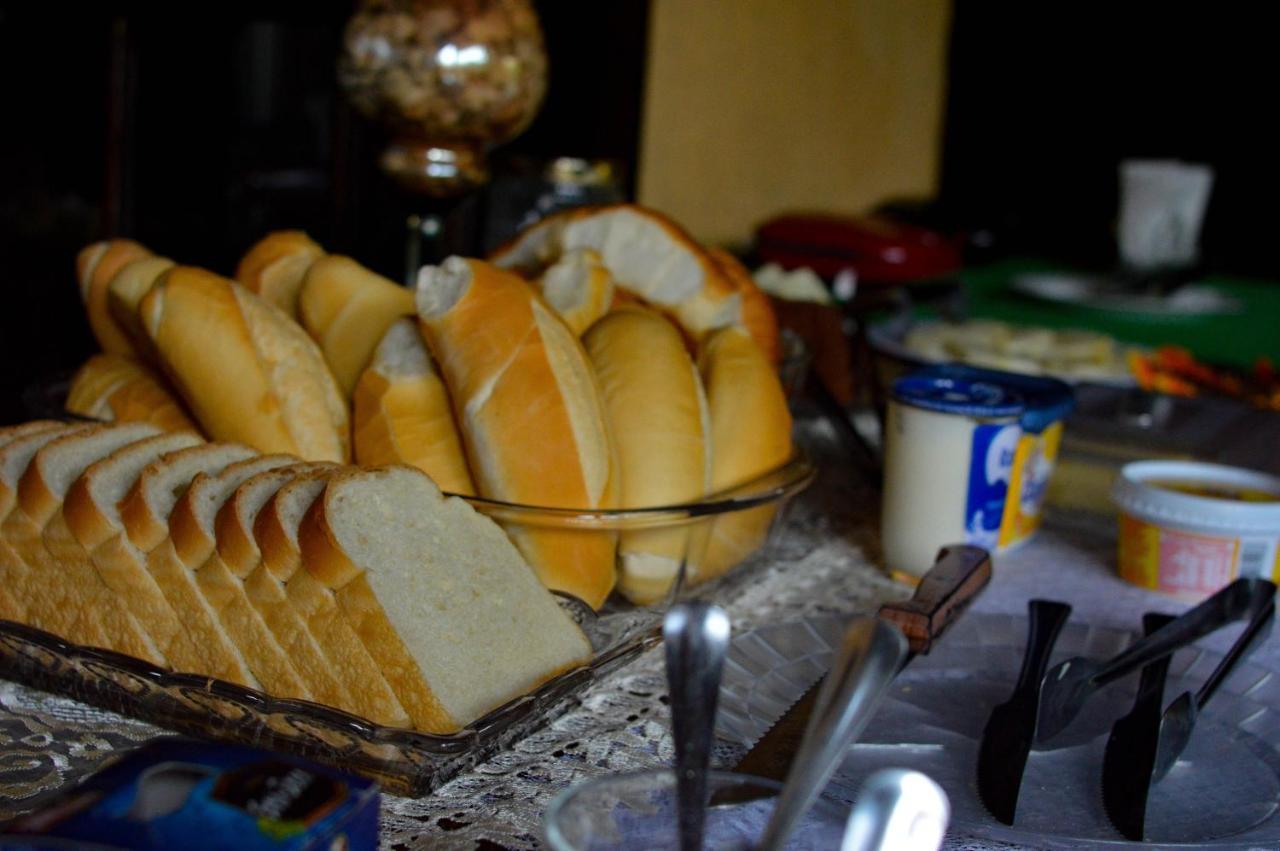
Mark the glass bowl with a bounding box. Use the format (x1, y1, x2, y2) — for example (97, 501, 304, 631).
(543, 769, 847, 850)
(456, 448, 816, 610)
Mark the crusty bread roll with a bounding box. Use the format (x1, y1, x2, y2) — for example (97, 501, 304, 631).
(707, 247, 781, 365)
(76, 239, 152, 357)
(352, 319, 474, 495)
(140, 267, 350, 462)
(535, 248, 615, 336)
(248, 467, 410, 725)
(0, 422, 78, 621)
(234, 230, 325, 318)
(66, 354, 199, 434)
(297, 466, 592, 732)
(106, 255, 176, 357)
(297, 255, 416, 399)
(697, 326, 793, 581)
(490, 204, 741, 337)
(3, 423, 163, 659)
(417, 256, 617, 609)
(583, 307, 710, 604)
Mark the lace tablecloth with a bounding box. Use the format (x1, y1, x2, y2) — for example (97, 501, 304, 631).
(2, 420, 1273, 849)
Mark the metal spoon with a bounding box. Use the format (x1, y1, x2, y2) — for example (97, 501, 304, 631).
(664, 602, 732, 851)
(756, 616, 909, 851)
(841, 769, 950, 851)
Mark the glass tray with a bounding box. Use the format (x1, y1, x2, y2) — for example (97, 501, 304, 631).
(0, 601, 661, 798)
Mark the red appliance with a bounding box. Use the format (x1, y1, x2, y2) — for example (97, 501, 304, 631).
(754, 214, 962, 285)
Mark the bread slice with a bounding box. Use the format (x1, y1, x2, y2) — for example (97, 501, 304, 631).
(696, 326, 793, 580)
(489, 204, 741, 337)
(4, 423, 163, 658)
(0, 422, 72, 620)
(76, 239, 152, 357)
(251, 468, 409, 726)
(62, 430, 205, 661)
(297, 255, 416, 398)
(141, 267, 349, 462)
(417, 257, 617, 609)
(193, 463, 345, 700)
(583, 307, 711, 604)
(535, 248, 615, 336)
(298, 466, 592, 732)
(351, 319, 474, 495)
(66, 354, 199, 434)
(157, 453, 297, 683)
(234, 230, 326, 318)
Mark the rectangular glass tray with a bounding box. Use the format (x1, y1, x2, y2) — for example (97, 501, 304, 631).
(0, 602, 661, 797)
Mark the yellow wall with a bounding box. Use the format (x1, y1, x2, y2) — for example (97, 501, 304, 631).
(637, 0, 951, 247)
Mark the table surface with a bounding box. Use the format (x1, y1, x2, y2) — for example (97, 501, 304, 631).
(1, 418, 1275, 850)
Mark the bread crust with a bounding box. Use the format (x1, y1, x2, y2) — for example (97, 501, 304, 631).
(77, 239, 152, 357)
(234, 230, 325, 317)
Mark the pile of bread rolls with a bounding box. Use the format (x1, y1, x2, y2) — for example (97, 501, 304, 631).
(62, 204, 794, 611)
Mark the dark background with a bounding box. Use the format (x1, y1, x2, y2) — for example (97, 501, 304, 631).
(1, 2, 1276, 423)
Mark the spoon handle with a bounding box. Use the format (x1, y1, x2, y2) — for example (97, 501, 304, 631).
(664, 602, 732, 851)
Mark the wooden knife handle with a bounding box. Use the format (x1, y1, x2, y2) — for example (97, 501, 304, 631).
(878, 544, 992, 654)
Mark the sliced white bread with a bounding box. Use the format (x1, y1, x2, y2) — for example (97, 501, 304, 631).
(297, 255, 416, 398)
(583, 307, 711, 604)
(193, 463, 345, 701)
(696, 326, 793, 581)
(0, 422, 71, 621)
(158, 453, 297, 683)
(351, 319, 475, 495)
(417, 256, 617, 609)
(110, 443, 260, 683)
(297, 466, 593, 732)
(62, 430, 205, 662)
(5, 423, 163, 659)
(250, 468, 409, 726)
(535, 248, 615, 336)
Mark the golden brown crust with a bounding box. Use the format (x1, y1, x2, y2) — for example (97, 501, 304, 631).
(706, 247, 781, 365)
(66, 353, 200, 434)
(234, 230, 325, 317)
(78, 239, 153, 357)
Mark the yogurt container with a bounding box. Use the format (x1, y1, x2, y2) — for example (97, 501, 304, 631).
(911, 366, 1074, 551)
(881, 373, 1023, 580)
(1112, 460, 1280, 600)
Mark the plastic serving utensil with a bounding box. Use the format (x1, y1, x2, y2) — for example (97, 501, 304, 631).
(1037, 578, 1270, 743)
(755, 617, 909, 851)
(841, 769, 950, 851)
(1100, 612, 1177, 841)
(976, 599, 1072, 825)
(1153, 595, 1276, 781)
(663, 602, 732, 851)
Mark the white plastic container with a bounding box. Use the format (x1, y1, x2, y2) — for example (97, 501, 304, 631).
(881, 374, 1023, 580)
(1112, 460, 1280, 600)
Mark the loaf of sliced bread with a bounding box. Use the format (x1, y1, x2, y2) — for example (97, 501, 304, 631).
(250, 468, 409, 726)
(0, 422, 71, 621)
(351, 319, 475, 495)
(298, 466, 593, 732)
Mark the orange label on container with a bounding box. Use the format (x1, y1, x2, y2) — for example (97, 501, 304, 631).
(1118, 514, 1161, 589)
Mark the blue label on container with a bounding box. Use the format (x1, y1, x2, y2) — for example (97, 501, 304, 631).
(966, 423, 1020, 549)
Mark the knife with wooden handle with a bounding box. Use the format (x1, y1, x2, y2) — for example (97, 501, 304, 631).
(733, 544, 992, 782)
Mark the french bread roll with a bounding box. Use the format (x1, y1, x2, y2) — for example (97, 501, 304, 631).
(140, 267, 350, 462)
(76, 239, 152, 357)
(416, 256, 617, 609)
(106, 255, 176, 357)
(247, 467, 409, 725)
(582, 307, 710, 604)
(490, 204, 741, 338)
(0, 422, 74, 621)
(66, 354, 199, 434)
(351, 319, 474, 495)
(234, 230, 325, 318)
(158, 452, 297, 684)
(535, 248, 615, 336)
(697, 326, 793, 581)
(4, 423, 163, 659)
(195, 463, 346, 701)
(297, 466, 592, 732)
(298, 255, 416, 399)
(707, 247, 781, 365)
(62, 430, 204, 662)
